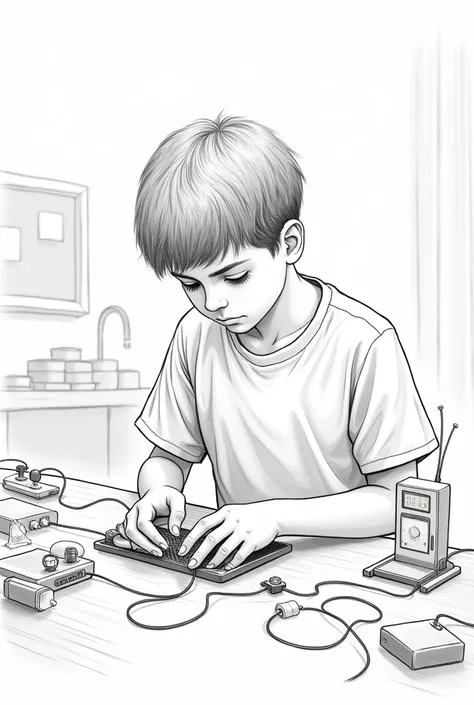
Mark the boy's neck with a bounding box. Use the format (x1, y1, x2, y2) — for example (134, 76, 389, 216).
(239, 267, 321, 353)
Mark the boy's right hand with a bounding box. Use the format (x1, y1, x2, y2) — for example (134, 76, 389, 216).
(118, 486, 186, 555)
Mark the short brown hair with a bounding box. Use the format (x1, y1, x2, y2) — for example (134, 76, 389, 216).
(135, 113, 305, 278)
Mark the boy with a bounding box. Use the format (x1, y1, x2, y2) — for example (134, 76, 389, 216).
(123, 113, 438, 573)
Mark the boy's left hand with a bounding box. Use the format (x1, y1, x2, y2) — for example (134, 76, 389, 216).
(178, 501, 280, 570)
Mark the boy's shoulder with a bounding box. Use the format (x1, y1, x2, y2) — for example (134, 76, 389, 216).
(325, 280, 394, 340)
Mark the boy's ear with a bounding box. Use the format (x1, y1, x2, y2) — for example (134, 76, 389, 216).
(281, 219, 305, 264)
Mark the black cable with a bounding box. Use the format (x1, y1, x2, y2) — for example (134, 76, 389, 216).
(126, 586, 268, 630)
(93, 571, 196, 599)
(0, 459, 29, 467)
(448, 547, 474, 560)
(50, 521, 105, 538)
(434, 613, 474, 629)
(283, 579, 419, 599)
(265, 596, 383, 682)
(38, 466, 130, 512)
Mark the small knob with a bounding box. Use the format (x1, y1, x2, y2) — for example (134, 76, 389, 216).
(269, 576, 281, 585)
(409, 526, 421, 539)
(29, 520, 40, 530)
(16, 464, 28, 481)
(64, 546, 79, 563)
(30, 469, 42, 487)
(105, 528, 119, 544)
(39, 517, 50, 528)
(42, 554, 59, 572)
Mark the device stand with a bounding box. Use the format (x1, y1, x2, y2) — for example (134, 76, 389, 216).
(363, 553, 461, 593)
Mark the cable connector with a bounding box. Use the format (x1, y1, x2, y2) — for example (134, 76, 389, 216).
(260, 576, 286, 594)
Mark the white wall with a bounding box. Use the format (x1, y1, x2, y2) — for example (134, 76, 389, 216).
(0, 0, 473, 539)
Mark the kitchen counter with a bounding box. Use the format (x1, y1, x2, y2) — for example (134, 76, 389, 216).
(0, 388, 151, 411)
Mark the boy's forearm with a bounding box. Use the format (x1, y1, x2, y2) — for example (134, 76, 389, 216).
(138, 456, 185, 497)
(273, 485, 396, 538)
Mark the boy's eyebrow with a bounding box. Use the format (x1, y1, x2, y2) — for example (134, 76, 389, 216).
(209, 259, 250, 277)
(171, 259, 250, 280)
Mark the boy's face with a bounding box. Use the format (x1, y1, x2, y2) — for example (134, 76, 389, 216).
(170, 240, 289, 333)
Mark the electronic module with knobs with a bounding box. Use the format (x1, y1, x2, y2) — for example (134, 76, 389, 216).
(2, 465, 59, 499)
(0, 498, 58, 536)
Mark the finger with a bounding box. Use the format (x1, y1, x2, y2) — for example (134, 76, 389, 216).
(125, 518, 164, 556)
(136, 504, 169, 551)
(167, 491, 186, 537)
(184, 525, 232, 569)
(178, 511, 224, 557)
(117, 520, 128, 538)
(200, 534, 245, 570)
(112, 534, 151, 553)
(220, 540, 256, 571)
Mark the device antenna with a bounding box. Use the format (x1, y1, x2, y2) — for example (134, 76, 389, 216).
(435, 405, 445, 481)
(435, 422, 458, 482)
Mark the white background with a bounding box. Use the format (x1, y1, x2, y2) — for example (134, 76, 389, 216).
(0, 1, 474, 697)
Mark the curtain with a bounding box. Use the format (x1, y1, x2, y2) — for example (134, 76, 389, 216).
(414, 38, 474, 420)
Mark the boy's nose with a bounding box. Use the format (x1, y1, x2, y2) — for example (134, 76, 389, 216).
(205, 297, 228, 313)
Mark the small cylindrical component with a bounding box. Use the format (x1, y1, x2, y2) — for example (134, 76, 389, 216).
(16, 464, 28, 481)
(105, 528, 120, 544)
(275, 601, 301, 619)
(64, 546, 79, 563)
(29, 520, 40, 530)
(39, 517, 50, 527)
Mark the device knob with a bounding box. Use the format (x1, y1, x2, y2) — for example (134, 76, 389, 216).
(39, 517, 50, 528)
(409, 526, 421, 539)
(42, 554, 59, 572)
(16, 464, 28, 481)
(30, 469, 42, 487)
(269, 576, 282, 585)
(29, 520, 40, 530)
(64, 546, 79, 563)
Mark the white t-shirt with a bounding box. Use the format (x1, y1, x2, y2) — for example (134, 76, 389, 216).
(135, 276, 438, 507)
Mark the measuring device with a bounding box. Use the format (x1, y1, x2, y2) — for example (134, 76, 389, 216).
(364, 406, 461, 593)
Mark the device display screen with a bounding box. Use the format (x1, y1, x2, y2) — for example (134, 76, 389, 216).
(402, 492, 430, 513)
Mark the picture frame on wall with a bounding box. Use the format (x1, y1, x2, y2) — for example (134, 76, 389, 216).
(0, 170, 89, 316)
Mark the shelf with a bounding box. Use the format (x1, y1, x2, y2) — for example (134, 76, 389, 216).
(0, 388, 151, 411)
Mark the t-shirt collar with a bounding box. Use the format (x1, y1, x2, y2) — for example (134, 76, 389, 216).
(227, 275, 332, 366)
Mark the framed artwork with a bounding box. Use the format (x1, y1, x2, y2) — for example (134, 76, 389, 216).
(0, 170, 89, 316)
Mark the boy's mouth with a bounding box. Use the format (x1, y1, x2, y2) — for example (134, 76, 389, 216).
(216, 316, 244, 324)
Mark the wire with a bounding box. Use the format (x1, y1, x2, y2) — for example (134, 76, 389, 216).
(448, 547, 474, 560)
(93, 572, 196, 599)
(50, 521, 105, 538)
(434, 613, 474, 630)
(126, 585, 268, 630)
(0, 459, 29, 467)
(39, 466, 130, 512)
(283, 579, 419, 599)
(265, 596, 383, 682)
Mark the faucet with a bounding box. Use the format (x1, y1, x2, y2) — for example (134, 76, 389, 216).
(97, 305, 131, 360)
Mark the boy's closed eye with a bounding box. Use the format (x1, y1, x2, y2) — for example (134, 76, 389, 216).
(180, 271, 251, 291)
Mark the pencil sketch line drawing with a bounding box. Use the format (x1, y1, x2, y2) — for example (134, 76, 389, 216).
(0, 12, 473, 695)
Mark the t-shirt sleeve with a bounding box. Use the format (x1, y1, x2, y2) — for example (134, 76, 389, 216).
(349, 328, 438, 474)
(134, 322, 206, 463)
